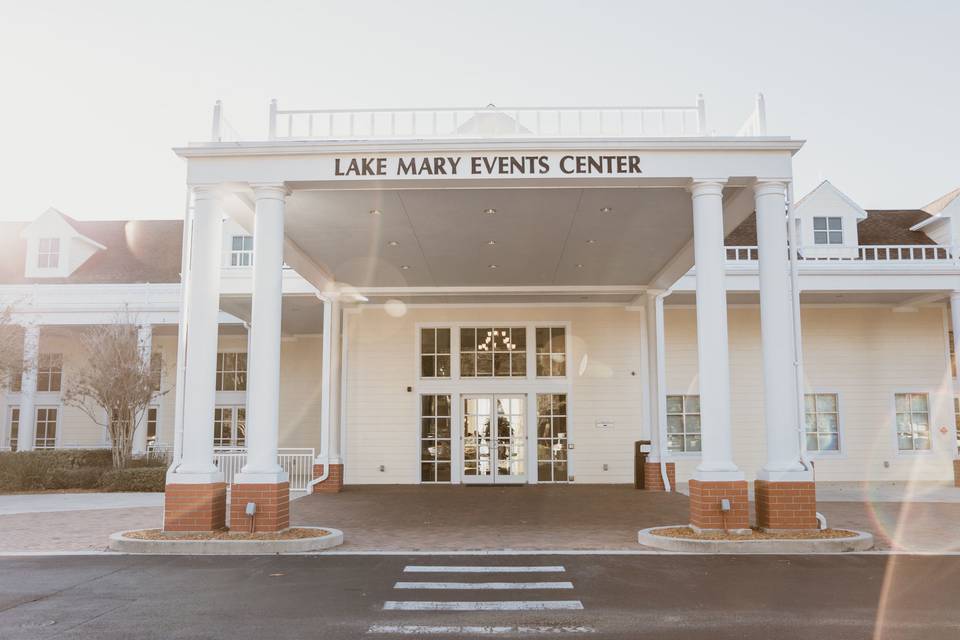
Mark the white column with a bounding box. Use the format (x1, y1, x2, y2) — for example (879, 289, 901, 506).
(643, 293, 662, 461)
(318, 297, 332, 461)
(170, 186, 224, 481)
(690, 181, 743, 480)
(237, 185, 289, 482)
(327, 297, 343, 464)
(755, 181, 811, 480)
(132, 324, 153, 454)
(951, 292, 960, 383)
(16, 325, 40, 452)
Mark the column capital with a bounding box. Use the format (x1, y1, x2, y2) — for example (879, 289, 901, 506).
(753, 180, 789, 198)
(950, 290, 960, 303)
(191, 184, 224, 201)
(251, 183, 291, 201)
(688, 180, 727, 198)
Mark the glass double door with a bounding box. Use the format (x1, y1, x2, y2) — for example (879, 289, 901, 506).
(462, 395, 526, 484)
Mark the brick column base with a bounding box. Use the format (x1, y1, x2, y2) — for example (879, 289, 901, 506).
(688, 479, 749, 532)
(163, 482, 227, 532)
(954, 460, 960, 487)
(755, 480, 818, 530)
(643, 462, 676, 491)
(229, 482, 290, 532)
(312, 464, 344, 493)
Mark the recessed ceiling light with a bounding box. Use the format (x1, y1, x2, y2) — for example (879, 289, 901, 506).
(600, 206, 612, 214)
(369, 209, 382, 215)
(484, 208, 497, 215)
(487, 240, 497, 245)
(400, 265, 410, 270)
(388, 240, 399, 246)
(587, 239, 596, 244)
(576, 263, 584, 268)
(488, 264, 498, 269)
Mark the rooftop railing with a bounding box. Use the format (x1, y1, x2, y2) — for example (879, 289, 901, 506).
(725, 245, 957, 265)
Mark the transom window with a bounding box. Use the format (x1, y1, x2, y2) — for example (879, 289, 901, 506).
(666, 395, 701, 452)
(36, 354, 62, 392)
(460, 327, 526, 377)
(895, 393, 930, 451)
(535, 327, 566, 377)
(37, 238, 60, 268)
(216, 353, 247, 391)
(230, 235, 254, 266)
(420, 328, 451, 378)
(804, 393, 840, 452)
(813, 216, 843, 245)
(34, 407, 58, 449)
(213, 406, 246, 447)
(420, 394, 452, 482)
(536, 393, 568, 482)
(6, 407, 19, 451)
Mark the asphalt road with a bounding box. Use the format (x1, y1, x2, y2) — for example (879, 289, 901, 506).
(0, 554, 958, 639)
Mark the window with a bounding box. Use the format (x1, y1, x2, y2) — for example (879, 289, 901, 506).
(804, 393, 840, 452)
(536, 393, 568, 482)
(813, 217, 843, 245)
(950, 331, 956, 378)
(535, 327, 566, 377)
(216, 353, 247, 391)
(666, 395, 701, 452)
(230, 235, 254, 267)
(213, 406, 246, 447)
(150, 353, 163, 392)
(420, 395, 451, 482)
(460, 327, 526, 377)
(37, 238, 60, 268)
(36, 354, 62, 392)
(420, 328, 451, 378)
(954, 397, 960, 453)
(6, 407, 19, 451)
(895, 393, 931, 451)
(146, 406, 158, 447)
(34, 407, 57, 449)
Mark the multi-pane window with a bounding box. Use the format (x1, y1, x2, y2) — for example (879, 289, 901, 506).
(950, 331, 956, 378)
(535, 327, 566, 377)
(536, 393, 568, 482)
(36, 354, 62, 392)
(420, 395, 452, 482)
(230, 235, 254, 267)
(150, 353, 162, 392)
(216, 353, 247, 391)
(804, 393, 840, 452)
(895, 393, 931, 451)
(146, 406, 158, 447)
(813, 216, 843, 245)
(37, 238, 60, 268)
(213, 406, 246, 447)
(34, 407, 57, 449)
(954, 397, 960, 453)
(6, 407, 19, 451)
(420, 328, 451, 378)
(666, 395, 701, 452)
(460, 327, 526, 377)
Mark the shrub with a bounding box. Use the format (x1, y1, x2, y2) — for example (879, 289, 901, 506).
(0, 449, 167, 492)
(99, 467, 166, 492)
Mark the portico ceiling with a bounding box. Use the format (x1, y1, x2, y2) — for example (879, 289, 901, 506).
(278, 186, 713, 291)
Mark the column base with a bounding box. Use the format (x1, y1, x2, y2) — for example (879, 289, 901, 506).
(229, 482, 290, 532)
(755, 480, 818, 530)
(163, 482, 227, 532)
(643, 462, 676, 491)
(954, 460, 960, 487)
(312, 464, 344, 493)
(688, 479, 750, 532)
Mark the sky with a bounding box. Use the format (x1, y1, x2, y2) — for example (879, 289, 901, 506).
(0, 0, 957, 221)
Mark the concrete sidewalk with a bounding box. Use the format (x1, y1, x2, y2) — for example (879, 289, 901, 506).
(0, 492, 164, 515)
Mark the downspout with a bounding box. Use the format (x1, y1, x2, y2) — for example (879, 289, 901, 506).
(307, 296, 333, 492)
(170, 187, 194, 472)
(787, 182, 812, 474)
(655, 289, 672, 491)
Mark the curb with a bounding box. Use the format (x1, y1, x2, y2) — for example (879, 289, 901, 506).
(637, 526, 874, 553)
(108, 527, 344, 555)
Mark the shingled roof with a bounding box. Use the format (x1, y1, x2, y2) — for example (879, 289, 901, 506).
(0, 218, 183, 284)
(724, 210, 936, 246)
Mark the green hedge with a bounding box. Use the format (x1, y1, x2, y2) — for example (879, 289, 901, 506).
(0, 449, 167, 492)
(99, 467, 167, 492)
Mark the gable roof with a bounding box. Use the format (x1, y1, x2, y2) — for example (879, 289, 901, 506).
(793, 180, 869, 220)
(724, 209, 935, 247)
(0, 219, 183, 284)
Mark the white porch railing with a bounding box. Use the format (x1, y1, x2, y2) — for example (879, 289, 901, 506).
(212, 447, 316, 491)
(267, 97, 708, 140)
(725, 245, 956, 265)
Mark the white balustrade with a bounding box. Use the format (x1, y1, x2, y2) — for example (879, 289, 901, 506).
(724, 245, 955, 265)
(213, 447, 315, 491)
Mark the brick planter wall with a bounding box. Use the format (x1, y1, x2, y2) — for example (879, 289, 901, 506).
(312, 464, 344, 493)
(754, 480, 818, 530)
(688, 479, 749, 531)
(229, 482, 290, 532)
(643, 462, 676, 491)
(163, 482, 227, 532)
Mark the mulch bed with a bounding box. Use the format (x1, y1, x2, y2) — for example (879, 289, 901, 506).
(651, 526, 859, 541)
(124, 528, 329, 541)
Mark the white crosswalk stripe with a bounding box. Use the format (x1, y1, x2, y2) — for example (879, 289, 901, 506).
(368, 625, 596, 635)
(403, 565, 566, 573)
(384, 601, 584, 611)
(393, 581, 574, 590)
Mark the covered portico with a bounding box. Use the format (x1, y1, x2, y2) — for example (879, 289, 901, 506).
(165, 102, 812, 533)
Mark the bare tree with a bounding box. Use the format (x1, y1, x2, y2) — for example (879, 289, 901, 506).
(62, 318, 162, 469)
(0, 304, 24, 391)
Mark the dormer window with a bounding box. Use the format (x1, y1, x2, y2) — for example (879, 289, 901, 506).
(813, 217, 843, 245)
(37, 238, 60, 268)
(230, 235, 254, 266)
